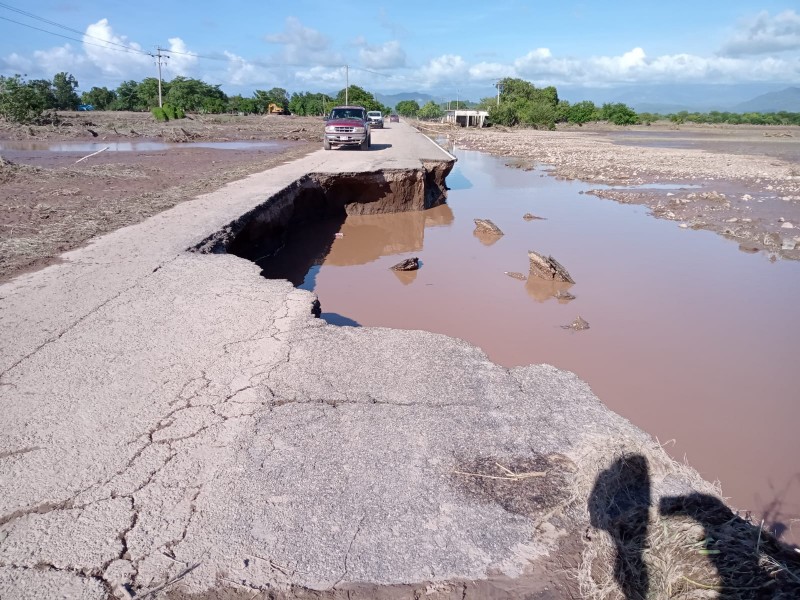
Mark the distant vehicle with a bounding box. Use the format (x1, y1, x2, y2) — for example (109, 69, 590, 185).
(77, 104, 94, 111)
(323, 105, 371, 151)
(389, 114, 399, 123)
(267, 103, 286, 114)
(367, 110, 384, 128)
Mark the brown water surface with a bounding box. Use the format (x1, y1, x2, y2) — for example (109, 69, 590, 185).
(265, 149, 800, 541)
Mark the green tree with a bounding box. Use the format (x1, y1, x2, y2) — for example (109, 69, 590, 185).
(80, 86, 116, 110)
(253, 87, 290, 113)
(418, 100, 443, 120)
(137, 77, 164, 109)
(52, 72, 79, 110)
(395, 100, 420, 117)
(567, 100, 598, 124)
(0, 75, 47, 123)
(27, 78, 56, 110)
(599, 102, 638, 125)
(334, 85, 390, 113)
(112, 80, 141, 111)
(165, 77, 226, 112)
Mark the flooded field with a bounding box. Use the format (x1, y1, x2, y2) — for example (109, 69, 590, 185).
(260, 149, 800, 540)
(0, 140, 285, 152)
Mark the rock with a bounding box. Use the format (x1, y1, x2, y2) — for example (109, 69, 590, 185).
(699, 191, 726, 202)
(763, 232, 782, 247)
(554, 290, 576, 301)
(778, 217, 785, 222)
(504, 271, 527, 281)
(725, 217, 738, 223)
(474, 219, 504, 235)
(781, 222, 794, 229)
(390, 257, 419, 271)
(742, 194, 753, 201)
(679, 224, 689, 229)
(738, 244, 759, 253)
(527, 251, 575, 284)
(562, 316, 590, 331)
(782, 239, 797, 250)
(522, 213, 545, 221)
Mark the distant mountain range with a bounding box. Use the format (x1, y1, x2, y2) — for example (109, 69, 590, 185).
(346, 84, 800, 114)
(375, 91, 436, 108)
(733, 87, 800, 113)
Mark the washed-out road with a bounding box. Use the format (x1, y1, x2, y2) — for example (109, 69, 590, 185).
(0, 123, 708, 599)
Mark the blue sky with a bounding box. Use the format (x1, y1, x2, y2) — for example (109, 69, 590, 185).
(1, 1, 798, 100)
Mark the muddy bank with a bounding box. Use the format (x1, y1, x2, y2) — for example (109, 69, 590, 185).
(446, 123, 800, 260)
(0, 113, 326, 282)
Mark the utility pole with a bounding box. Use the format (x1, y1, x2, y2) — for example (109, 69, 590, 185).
(345, 65, 349, 105)
(495, 81, 504, 107)
(155, 47, 169, 108)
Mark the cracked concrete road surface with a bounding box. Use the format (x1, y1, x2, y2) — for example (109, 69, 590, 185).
(0, 124, 703, 599)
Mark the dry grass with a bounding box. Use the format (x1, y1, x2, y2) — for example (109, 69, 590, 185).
(575, 440, 800, 599)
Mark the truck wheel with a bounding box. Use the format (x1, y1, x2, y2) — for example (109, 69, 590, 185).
(323, 138, 331, 151)
(360, 137, 369, 151)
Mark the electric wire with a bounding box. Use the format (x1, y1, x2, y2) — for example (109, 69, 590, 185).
(0, 3, 151, 55)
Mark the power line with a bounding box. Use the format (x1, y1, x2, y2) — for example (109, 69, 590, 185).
(0, 2, 151, 55)
(0, 15, 151, 56)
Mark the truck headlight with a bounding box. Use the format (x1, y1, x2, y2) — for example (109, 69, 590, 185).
(325, 126, 335, 133)
(353, 127, 365, 133)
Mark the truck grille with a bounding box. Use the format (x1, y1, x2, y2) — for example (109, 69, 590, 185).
(334, 126, 355, 133)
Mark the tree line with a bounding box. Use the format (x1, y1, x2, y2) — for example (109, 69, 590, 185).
(0, 73, 392, 124)
(2, 72, 798, 127)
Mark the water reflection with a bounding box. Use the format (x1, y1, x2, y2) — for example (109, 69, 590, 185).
(525, 279, 575, 303)
(325, 204, 454, 266)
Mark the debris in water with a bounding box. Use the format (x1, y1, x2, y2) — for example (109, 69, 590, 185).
(390, 257, 420, 271)
(523, 213, 545, 221)
(562, 316, 590, 331)
(334, 232, 344, 238)
(554, 290, 576, 301)
(528, 251, 574, 283)
(504, 271, 527, 281)
(473, 219, 504, 236)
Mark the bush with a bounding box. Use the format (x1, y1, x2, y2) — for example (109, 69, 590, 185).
(175, 107, 185, 119)
(162, 103, 177, 120)
(151, 107, 168, 121)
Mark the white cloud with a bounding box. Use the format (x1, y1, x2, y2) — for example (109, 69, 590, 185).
(264, 17, 342, 66)
(418, 54, 467, 85)
(722, 10, 800, 56)
(82, 18, 150, 77)
(166, 37, 198, 75)
(294, 65, 347, 84)
(467, 61, 510, 81)
(358, 40, 406, 69)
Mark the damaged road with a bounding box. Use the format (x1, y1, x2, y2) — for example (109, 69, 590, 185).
(0, 123, 730, 599)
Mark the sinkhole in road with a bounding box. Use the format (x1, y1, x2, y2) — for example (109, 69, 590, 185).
(243, 149, 800, 542)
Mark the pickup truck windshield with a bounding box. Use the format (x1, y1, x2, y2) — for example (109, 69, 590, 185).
(330, 109, 364, 120)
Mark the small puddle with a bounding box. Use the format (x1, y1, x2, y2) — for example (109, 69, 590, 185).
(258, 149, 800, 540)
(0, 140, 284, 152)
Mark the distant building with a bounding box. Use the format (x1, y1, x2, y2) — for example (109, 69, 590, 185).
(444, 109, 488, 127)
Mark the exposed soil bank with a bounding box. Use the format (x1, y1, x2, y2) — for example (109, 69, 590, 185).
(440, 122, 800, 261)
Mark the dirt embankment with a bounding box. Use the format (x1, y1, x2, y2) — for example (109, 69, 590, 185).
(438, 122, 800, 260)
(0, 112, 325, 282)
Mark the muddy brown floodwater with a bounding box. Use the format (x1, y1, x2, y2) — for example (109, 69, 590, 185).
(260, 148, 800, 543)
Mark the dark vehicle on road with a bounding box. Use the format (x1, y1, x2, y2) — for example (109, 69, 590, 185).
(367, 110, 384, 128)
(324, 105, 371, 150)
(389, 114, 399, 123)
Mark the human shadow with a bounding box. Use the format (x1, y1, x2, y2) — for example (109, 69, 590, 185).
(659, 493, 800, 599)
(588, 454, 651, 600)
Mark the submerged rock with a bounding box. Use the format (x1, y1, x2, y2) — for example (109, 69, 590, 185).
(528, 251, 575, 284)
(562, 316, 590, 331)
(390, 257, 420, 271)
(523, 213, 545, 221)
(474, 219, 504, 236)
(554, 290, 576, 302)
(504, 271, 527, 281)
